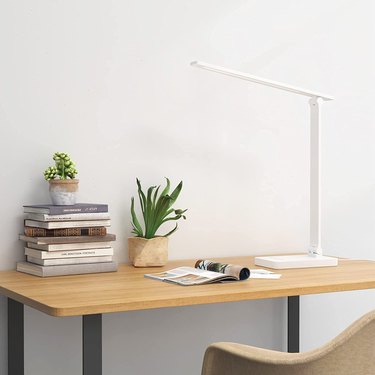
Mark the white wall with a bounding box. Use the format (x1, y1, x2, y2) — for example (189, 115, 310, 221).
(1, 0, 374, 373)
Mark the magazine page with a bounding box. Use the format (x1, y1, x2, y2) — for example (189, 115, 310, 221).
(195, 259, 250, 280)
(144, 266, 236, 285)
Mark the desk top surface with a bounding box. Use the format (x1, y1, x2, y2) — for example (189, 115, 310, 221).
(0, 256, 374, 317)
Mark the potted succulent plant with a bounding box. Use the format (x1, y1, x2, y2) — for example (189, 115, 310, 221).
(129, 178, 187, 267)
(44, 152, 78, 205)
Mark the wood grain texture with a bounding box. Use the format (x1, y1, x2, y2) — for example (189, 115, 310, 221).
(0, 256, 374, 317)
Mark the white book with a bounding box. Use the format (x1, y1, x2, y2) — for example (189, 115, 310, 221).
(24, 219, 111, 229)
(27, 255, 113, 266)
(24, 247, 114, 259)
(19, 233, 116, 244)
(16, 261, 118, 277)
(26, 212, 111, 222)
(27, 241, 113, 252)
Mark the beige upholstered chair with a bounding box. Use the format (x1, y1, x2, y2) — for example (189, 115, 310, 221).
(201, 309, 375, 375)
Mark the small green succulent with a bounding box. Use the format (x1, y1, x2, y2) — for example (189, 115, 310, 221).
(44, 152, 78, 180)
(131, 178, 187, 239)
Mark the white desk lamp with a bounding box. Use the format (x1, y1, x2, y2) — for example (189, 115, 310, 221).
(191, 61, 338, 269)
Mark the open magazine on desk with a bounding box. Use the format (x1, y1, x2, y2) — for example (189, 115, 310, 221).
(144, 259, 281, 286)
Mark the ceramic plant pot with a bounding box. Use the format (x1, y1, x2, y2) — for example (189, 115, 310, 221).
(49, 179, 79, 205)
(128, 236, 168, 267)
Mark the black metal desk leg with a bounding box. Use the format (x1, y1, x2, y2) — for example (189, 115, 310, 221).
(8, 298, 24, 375)
(287, 296, 300, 353)
(83, 314, 102, 375)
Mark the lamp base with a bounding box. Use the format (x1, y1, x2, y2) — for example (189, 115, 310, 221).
(254, 254, 338, 269)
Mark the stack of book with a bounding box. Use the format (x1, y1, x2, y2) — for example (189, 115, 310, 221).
(17, 203, 117, 277)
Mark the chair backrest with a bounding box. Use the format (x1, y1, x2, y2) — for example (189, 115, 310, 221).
(308, 309, 375, 375)
(201, 309, 375, 375)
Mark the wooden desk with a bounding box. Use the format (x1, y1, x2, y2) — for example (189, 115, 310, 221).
(1, 256, 375, 375)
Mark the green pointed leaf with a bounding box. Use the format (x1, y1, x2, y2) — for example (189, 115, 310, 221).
(174, 209, 187, 215)
(130, 197, 143, 237)
(152, 185, 160, 208)
(131, 226, 142, 236)
(136, 178, 146, 215)
(164, 208, 174, 217)
(162, 215, 182, 224)
(160, 177, 170, 197)
(149, 195, 172, 236)
(162, 223, 178, 237)
(145, 186, 157, 238)
(169, 181, 183, 204)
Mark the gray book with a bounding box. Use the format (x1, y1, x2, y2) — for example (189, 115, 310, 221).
(16, 261, 118, 277)
(23, 203, 108, 215)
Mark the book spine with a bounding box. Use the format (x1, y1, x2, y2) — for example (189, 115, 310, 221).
(48, 205, 108, 215)
(23, 204, 109, 215)
(24, 219, 111, 229)
(44, 261, 117, 277)
(26, 241, 112, 251)
(17, 261, 117, 277)
(27, 255, 113, 266)
(24, 247, 114, 259)
(27, 212, 111, 222)
(24, 226, 107, 237)
(19, 233, 116, 244)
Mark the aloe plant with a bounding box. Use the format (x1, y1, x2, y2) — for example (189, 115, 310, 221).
(131, 178, 187, 239)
